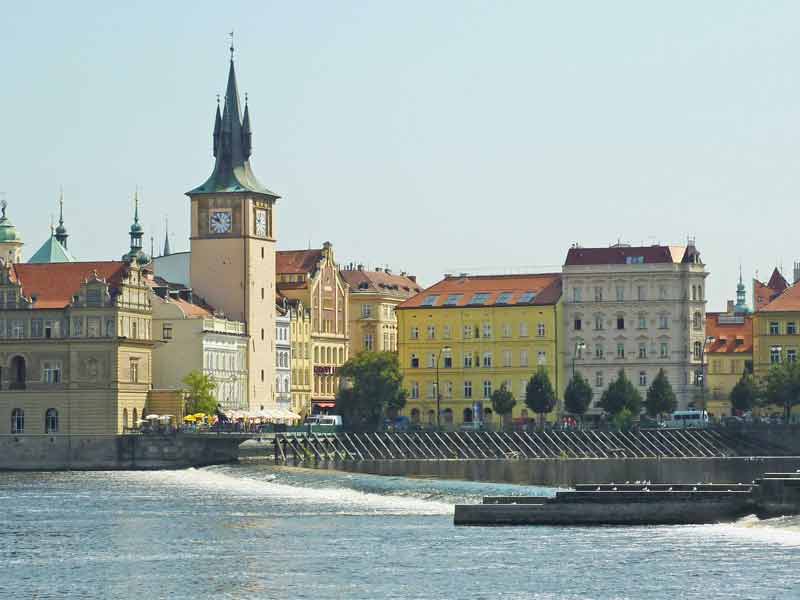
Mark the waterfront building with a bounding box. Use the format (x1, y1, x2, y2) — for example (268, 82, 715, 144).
(150, 278, 248, 413)
(276, 242, 350, 413)
(340, 264, 422, 355)
(396, 273, 564, 427)
(0, 200, 24, 264)
(287, 298, 312, 416)
(561, 242, 708, 415)
(275, 296, 291, 409)
(0, 259, 153, 434)
(751, 282, 800, 381)
(186, 52, 279, 410)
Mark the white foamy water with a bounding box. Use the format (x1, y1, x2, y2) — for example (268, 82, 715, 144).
(120, 467, 455, 516)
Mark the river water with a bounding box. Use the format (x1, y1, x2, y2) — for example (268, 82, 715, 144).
(1, 459, 798, 599)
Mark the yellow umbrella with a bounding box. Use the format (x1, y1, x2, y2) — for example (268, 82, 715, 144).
(193, 413, 206, 420)
(183, 415, 197, 422)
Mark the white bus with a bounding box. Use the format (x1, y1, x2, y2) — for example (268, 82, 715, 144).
(666, 410, 710, 429)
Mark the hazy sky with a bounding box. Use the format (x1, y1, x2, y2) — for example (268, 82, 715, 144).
(2, 1, 799, 310)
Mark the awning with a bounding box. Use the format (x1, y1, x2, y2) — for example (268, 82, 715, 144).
(314, 402, 336, 409)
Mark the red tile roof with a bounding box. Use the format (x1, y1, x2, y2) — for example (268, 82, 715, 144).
(276, 249, 324, 274)
(564, 245, 687, 266)
(705, 312, 753, 354)
(11, 262, 129, 309)
(397, 273, 562, 310)
(754, 269, 791, 311)
(767, 268, 789, 293)
(340, 268, 422, 298)
(759, 282, 800, 313)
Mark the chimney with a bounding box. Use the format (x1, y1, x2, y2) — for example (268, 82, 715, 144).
(357, 263, 364, 271)
(375, 267, 382, 272)
(794, 261, 800, 285)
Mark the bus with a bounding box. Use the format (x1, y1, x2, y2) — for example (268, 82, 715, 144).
(665, 410, 710, 429)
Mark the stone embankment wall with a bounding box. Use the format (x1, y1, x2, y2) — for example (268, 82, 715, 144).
(323, 456, 800, 486)
(0, 433, 242, 470)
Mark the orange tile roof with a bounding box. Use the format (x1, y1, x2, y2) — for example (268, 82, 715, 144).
(11, 262, 129, 309)
(340, 268, 422, 298)
(397, 273, 562, 310)
(759, 282, 800, 312)
(705, 312, 753, 354)
(564, 245, 687, 266)
(276, 249, 323, 274)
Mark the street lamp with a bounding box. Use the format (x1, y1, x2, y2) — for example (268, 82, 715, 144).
(435, 345, 452, 429)
(572, 338, 586, 379)
(699, 335, 715, 411)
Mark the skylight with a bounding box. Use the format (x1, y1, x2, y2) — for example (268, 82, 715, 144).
(517, 291, 537, 304)
(421, 295, 439, 307)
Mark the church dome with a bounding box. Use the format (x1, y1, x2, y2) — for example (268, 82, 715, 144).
(0, 203, 22, 243)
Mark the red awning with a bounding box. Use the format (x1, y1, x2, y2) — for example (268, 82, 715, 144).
(314, 402, 336, 409)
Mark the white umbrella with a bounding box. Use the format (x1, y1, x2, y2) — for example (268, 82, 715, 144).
(145, 414, 160, 420)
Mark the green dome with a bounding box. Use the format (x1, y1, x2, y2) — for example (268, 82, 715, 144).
(0, 216, 22, 243)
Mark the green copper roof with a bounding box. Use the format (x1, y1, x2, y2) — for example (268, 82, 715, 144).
(28, 234, 77, 264)
(187, 60, 279, 198)
(0, 201, 22, 243)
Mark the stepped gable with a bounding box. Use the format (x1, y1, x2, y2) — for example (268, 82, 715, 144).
(10, 261, 128, 308)
(397, 273, 562, 309)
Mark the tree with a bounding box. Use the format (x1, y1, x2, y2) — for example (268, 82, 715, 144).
(490, 384, 516, 429)
(182, 370, 218, 415)
(563, 373, 593, 423)
(645, 369, 677, 419)
(336, 351, 407, 428)
(763, 361, 800, 421)
(600, 369, 642, 417)
(525, 368, 557, 426)
(730, 372, 759, 414)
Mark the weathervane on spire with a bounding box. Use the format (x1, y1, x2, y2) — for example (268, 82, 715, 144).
(229, 30, 235, 61)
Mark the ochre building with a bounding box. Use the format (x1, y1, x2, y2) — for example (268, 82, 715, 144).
(396, 273, 564, 428)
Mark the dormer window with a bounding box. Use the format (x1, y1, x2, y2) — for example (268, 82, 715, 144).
(86, 288, 102, 307)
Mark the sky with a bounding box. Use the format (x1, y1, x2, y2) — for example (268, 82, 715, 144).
(2, 1, 799, 310)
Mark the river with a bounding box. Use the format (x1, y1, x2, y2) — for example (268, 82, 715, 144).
(1, 458, 798, 599)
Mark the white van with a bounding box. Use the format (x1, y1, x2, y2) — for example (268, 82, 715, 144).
(666, 410, 710, 429)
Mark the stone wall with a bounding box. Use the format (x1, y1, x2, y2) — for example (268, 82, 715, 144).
(0, 433, 242, 470)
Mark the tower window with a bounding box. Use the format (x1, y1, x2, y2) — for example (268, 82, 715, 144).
(261, 328, 264, 340)
(261, 288, 265, 300)
(261, 247, 265, 259)
(261, 370, 265, 381)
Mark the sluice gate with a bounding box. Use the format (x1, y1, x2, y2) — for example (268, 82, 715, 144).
(272, 429, 791, 463)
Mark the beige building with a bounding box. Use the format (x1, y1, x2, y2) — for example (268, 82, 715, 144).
(0, 260, 153, 434)
(187, 57, 279, 410)
(340, 265, 422, 355)
(150, 279, 248, 413)
(286, 297, 312, 416)
(277, 243, 349, 414)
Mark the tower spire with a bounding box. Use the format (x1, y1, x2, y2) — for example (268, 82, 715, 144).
(55, 186, 69, 248)
(163, 216, 171, 256)
(123, 188, 149, 266)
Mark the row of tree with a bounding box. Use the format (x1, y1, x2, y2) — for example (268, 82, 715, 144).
(729, 361, 800, 420)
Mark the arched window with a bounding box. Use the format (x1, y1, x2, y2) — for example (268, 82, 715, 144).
(10, 356, 26, 390)
(132, 321, 137, 339)
(123, 408, 129, 431)
(314, 347, 320, 363)
(276, 377, 281, 393)
(427, 410, 435, 424)
(284, 376, 290, 393)
(410, 408, 420, 424)
(463, 407, 473, 423)
(693, 341, 702, 360)
(132, 408, 138, 427)
(442, 408, 453, 425)
(11, 408, 24, 434)
(693, 312, 702, 330)
(45, 408, 58, 433)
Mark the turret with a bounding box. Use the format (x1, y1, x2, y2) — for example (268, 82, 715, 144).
(122, 190, 150, 266)
(0, 199, 24, 264)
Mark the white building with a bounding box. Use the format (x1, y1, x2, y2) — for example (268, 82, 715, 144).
(562, 242, 708, 416)
(275, 298, 291, 409)
(150, 281, 249, 412)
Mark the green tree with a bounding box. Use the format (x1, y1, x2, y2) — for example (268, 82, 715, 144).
(600, 370, 642, 417)
(563, 373, 593, 424)
(730, 372, 759, 414)
(336, 351, 407, 427)
(182, 370, 218, 415)
(525, 368, 557, 426)
(645, 369, 677, 419)
(764, 361, 800, 421)
(490, 384, 516, 429)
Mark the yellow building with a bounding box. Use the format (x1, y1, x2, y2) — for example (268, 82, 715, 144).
(0, 260, 153, 434)
(286, 297, 312, 417)
(396, 273, 564, 428)
(752, 282, 800, 419)
(277, 242, 350, 414)
(704, 311, 753, 419)
(340, 265, 423, 354)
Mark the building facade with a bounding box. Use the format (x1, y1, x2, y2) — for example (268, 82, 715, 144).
(187, 56, 278, 410)
(561, 243, 708, 414)
(396, 273, 564, 428)
(340, 265, 422, 355)
(276, 243, 350, 414)
(150, 281, 248, 413)
(0, 261, 153, 434)
(705, 311, 753, 418)
(287, 299, 312, 416)
(275, 298, 292, 409)
(752, 282, 800, 380)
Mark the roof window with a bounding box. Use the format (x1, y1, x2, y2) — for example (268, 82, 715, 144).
(517, 291, 537, 304)
(443, 294, 463, 306)
(496, 292, 513, 304)
(469, 292, 491, 305)
(421, 295, 439, 307)
(625, 256, 645, 264)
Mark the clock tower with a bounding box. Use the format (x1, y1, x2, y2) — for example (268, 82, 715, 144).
(187, 53, 278, 410)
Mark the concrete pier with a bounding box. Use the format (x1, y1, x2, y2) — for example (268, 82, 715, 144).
(454, 472, 800, 526)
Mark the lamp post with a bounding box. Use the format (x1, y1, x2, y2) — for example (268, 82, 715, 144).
(698, 336, 715, 411)
(435, 345, 452, 429)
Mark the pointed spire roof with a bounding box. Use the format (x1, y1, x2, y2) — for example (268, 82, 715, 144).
(767, 267, 788, 293)
(55, 188, 69, 248)
(28, 232, 77, 263)
(123, 190, 150, 266)
(163, 217, 171, 256)
(188, 56, 278, 198)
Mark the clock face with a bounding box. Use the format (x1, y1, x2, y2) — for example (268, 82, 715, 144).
(255, 209, 267, 237)
(209, 211, 232, 234)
